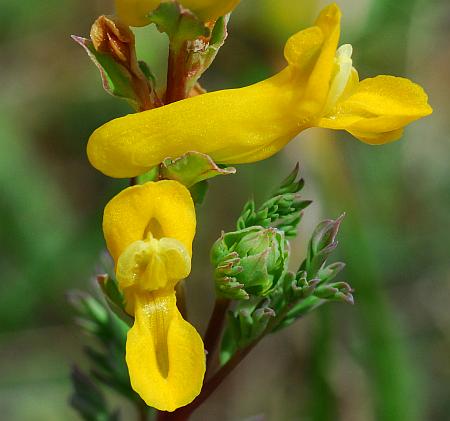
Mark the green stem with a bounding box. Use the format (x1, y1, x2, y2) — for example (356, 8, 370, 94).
(308, 307, 337, 421)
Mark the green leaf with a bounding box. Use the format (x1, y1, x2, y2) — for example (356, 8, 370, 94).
(237, 163, 312, 237)
(68, 291, 135, 402)
(220, 298, 275, 364)
(185, 15, 229, 92)
(70, 366, 120, 421)
(268, 216, 353, 333)
(97, 274, 133, 327)
(72, 36, 138, 107)
(210, 15, 228, 45)
(161, 151, 235, 187)
(138, 60, 156, 87)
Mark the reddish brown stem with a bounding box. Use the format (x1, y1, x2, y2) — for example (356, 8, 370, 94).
(203, 298, 230, 376)
(162, 341, 259, 420)
(133, 75, 154, 111)
(165, 44, 189, 104)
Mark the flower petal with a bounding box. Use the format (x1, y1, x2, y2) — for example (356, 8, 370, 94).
(182, 0, 241, 21)
(348, 128, 404, 145)
(116, 0, 159, 27)
(318, 75, 432, 144)
(103, 181, 196, 262)
(116, 236, 191, 292)
(87, 72, 301, 177)
(126, 291, 205, 411)
(284, 26, 324, 69)
(297, 3, 341, 117)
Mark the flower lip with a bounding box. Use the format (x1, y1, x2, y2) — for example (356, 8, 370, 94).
(116, 233, 192, 295)
(102, 181, 205, 411)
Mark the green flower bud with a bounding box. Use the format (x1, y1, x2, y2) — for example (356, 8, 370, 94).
(317, 261, 346, 284)
(211, 226, 289, 300)
(301, 214, 345, 277)
(314, 281, 354, 304)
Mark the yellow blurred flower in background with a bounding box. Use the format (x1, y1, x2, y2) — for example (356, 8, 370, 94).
(116, 0, 240, 26)
(88, 3, 432, 179)
(103, 180, 205, 411)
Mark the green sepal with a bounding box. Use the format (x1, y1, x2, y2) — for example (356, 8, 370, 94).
(138, 153, 233, 204)
(72, 36, 139, 109)
(137, 166, 160, 184)
(161, 151, 235, 187)
(148, 2, 210, 45)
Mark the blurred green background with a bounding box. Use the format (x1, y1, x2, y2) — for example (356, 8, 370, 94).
(0, 0, 449, 419)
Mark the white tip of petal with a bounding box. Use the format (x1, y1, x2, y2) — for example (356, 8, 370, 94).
(324, 44, 354, 113)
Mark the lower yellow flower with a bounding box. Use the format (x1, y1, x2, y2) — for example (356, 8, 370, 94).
(103, 180, 205, 411)
(88, 3, 432, 178)
(116, 0, 240, 27)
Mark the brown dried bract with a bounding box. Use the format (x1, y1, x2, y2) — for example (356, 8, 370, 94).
(91, 15, 135, 66)
(90, 15, 160, 110)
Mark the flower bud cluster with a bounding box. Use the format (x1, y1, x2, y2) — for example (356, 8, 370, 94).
(216, 167, 354, 361)
(211, 226, 289, 300)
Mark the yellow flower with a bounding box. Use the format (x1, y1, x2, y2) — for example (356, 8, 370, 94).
(116, 0, 240, 27)
(103, 180, 205, 411)
(89, 3, 432, 178)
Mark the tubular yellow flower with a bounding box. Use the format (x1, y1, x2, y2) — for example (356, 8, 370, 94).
(89, 3, 432, 178)
(103, 180, 205, 411)
(116, 0, 240, 27)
